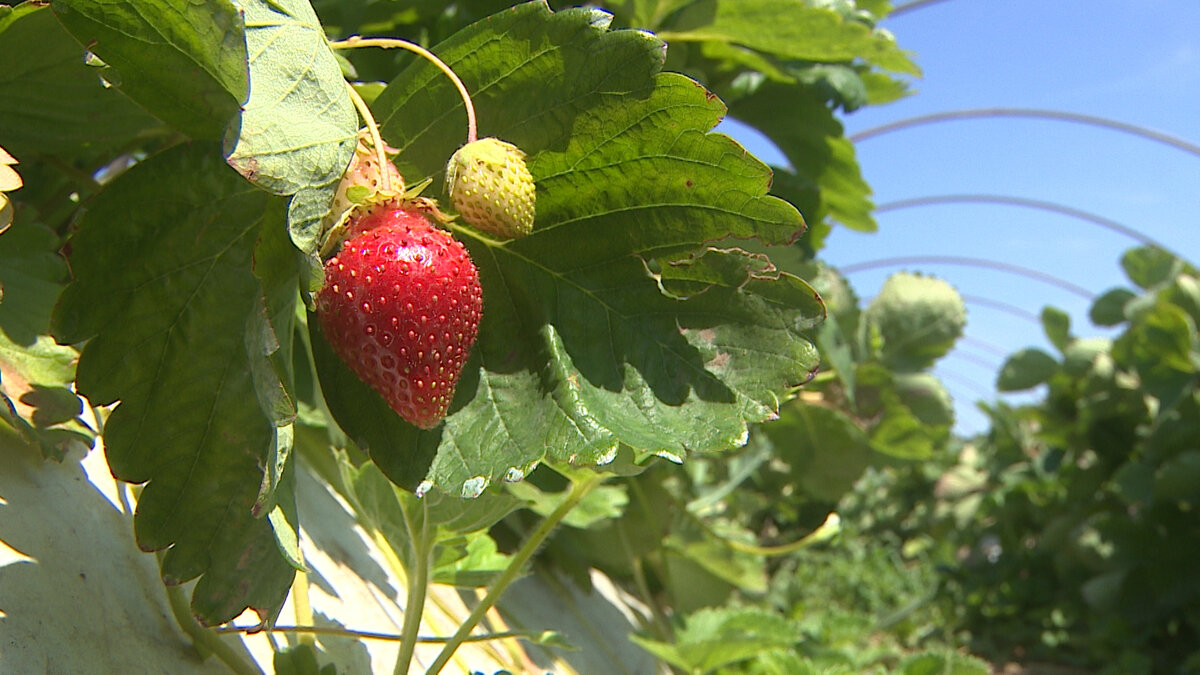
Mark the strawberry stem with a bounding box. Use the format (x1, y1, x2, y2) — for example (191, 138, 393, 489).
(291, 569, 316, 647)
(344, 82, 393, 193)
(159, 551, 263, 675)
(393, 502, 434, 675)
(423, 474, 603, 675)
(331, 36, 479, 144)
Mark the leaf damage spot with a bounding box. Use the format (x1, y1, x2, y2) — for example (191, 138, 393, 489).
(707, 351, 731, 369)
(229, 156, 260, 183)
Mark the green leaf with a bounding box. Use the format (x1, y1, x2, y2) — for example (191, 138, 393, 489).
(898, 649, 989, 675)
(52, 0, 248, 140)
(430, 531, 512, 587)
(862, 69, 913, 105)
(701, 41, 796, 83)
(792, 63, 871, 112)
(0, 218, 69, 351)
(814, 312, 856, 399)
(317, 4, 824, 495)
(1112, 299, 1197, 402)
(893, 372, 955, 427)
(612, 0, 699, 29)
(50, 144, 295, 626)
(0, 217, 91, 460)
(1090, 287, 1136, 326)
(1112, 460, 1155, 505)
(0, 3, 160, 157)
(1062, 337, 1110, 376)
(731, 84, 877, 234)
(339, 457, 521, 586)
(631, 606, 802, 672)
(342, 457, 523, 538)
(274, 643, 337, 675)
(1041, 306, 1071, 353)
(869, 403, 940, 460)
(856, 363, 943, 459)
(505, 480, 629, 529)
(1155, 450, 1200, 502)
(996, 348, 1059, 391)
(248, 203, 303, 516)
(658, 0, 919, 75)
(663, 522, 766, 611)
(224, 0, 358, 253)
(762, 403, 872, 502)
(1121, 246, 1181, 290)
(1167, 273, 1200, 327)
(739, 649, 819, 675)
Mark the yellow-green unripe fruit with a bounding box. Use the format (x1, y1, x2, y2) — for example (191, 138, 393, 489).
(861, 272, 966, 373)
(445, 137, 535, 239)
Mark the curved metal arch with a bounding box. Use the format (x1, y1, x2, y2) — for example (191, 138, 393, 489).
(875, 194, 1176, 256)
(839, 255, 1095, 300)
(849, 108, 1200, 160)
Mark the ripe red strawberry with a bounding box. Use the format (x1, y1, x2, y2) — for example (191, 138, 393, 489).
(316, 206, 483, 429)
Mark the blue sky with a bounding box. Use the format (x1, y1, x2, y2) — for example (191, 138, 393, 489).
(726, 0, 1200, 433)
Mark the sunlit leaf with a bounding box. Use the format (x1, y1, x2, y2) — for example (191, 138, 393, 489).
(224, 0, 358, 253)
(1112, 299, 1198, 402)
(657, 0, 919, 75)
(0, 218, 89, 459)
(731, 83, 877, 234)
(1121, 246, 1182, 290)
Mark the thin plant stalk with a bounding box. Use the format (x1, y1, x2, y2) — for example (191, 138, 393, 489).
(344, 82, 392, 194)
(291, 569, 316, 646)
(330, 36, 478, 144)
(393, 499, 434, 675)
(424, 474, 603, 675)
(217, 623, 552, 645)
(160, 552, 263, 675)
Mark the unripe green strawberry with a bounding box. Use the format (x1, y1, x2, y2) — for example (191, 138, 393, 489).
(316, 205, 483, 429)
(445, 137, 535, 239)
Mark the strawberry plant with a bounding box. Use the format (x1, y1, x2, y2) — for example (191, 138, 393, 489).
(823, 248, 1200, 675)
(0, 0, 1007, 672)
(941, 248, 1200, 673)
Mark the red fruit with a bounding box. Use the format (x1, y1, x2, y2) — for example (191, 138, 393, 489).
(345, 199, 427, 239)
(316, 207, 483, 429)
